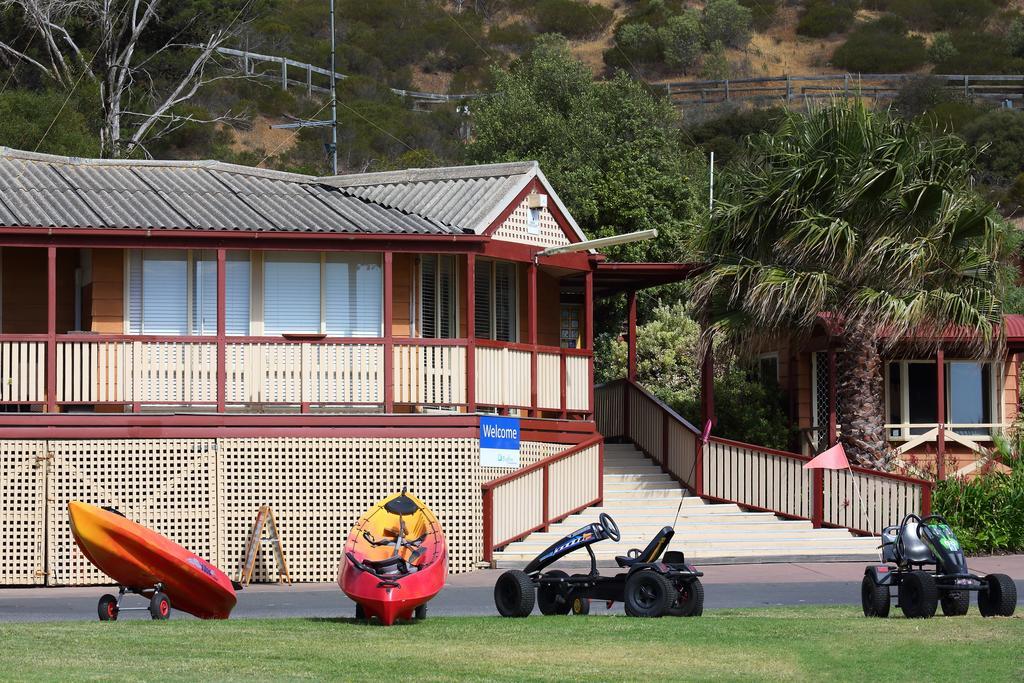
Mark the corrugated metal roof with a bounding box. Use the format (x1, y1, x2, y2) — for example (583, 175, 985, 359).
(322, 162, 537, 233)
(1005, 314, 1024, 341)
(0, 148, 464, 235)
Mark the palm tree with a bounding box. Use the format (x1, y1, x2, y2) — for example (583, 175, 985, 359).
(691, 101, 1015, 468)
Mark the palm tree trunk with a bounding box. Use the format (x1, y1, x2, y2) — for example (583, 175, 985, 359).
(836, 326, 891, 469)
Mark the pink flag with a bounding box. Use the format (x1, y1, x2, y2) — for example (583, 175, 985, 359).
(700, 419, 712, 444)
(804, 443, 850, 470)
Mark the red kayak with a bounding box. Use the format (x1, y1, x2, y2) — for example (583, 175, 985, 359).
(338, 491, 447, 625)
(68, 501, 236, 620)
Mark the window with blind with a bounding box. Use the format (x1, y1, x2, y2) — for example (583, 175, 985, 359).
(419, 254, 457, 338)
(263, 251, 382, 336)
(128, 250, 250, 335)
(474, 259, 517, 342)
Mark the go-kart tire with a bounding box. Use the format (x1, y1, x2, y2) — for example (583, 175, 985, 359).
(978, 573, 1017, 617)
(537, 570, 571, 616)
(149, 591, 171, 620)
(494, 570, 535, 617)
(861, 575, 890, 618)
(667, 578, 704, 617)
(899, 571, 938, 619)
(624, 571, 674, 618)
(414, 604, 427, 620)
(97, 594, 119, 621)
(940, 590, 970, 617)
(571, 597, 591, 615)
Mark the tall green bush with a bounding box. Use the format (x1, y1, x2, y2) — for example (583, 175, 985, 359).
(533, 0, 614, 39)
(797, 2, 856, 38)
(933, 466, 1024, 554)
(659, 11, 703, 72)
(831, 16, 928, 72)
(702, 0, 753, 50)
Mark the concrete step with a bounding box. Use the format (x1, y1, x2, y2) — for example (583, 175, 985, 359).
(602, 472, 675, 482)
(518, 526, 851, 545)
(605, 481, 683, 492)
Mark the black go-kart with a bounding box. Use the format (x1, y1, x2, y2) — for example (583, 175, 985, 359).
(862, 513, 1017, 619)
(493, 513, 704, 618)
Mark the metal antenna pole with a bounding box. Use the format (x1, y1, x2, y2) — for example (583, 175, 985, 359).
(329, 0, 338, 175)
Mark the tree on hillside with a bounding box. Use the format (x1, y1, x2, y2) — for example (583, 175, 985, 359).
(690, 102, 1015, 468)
(467, 35, 706, 263)
(0, 0, 264, 157)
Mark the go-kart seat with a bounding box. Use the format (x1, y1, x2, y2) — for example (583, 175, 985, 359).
(885, 521, 935, 565)
(383, 494, 419, 516)
(615, 526, 674, 568)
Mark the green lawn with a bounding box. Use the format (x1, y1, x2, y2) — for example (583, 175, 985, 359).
(1, 608, 1020, 681)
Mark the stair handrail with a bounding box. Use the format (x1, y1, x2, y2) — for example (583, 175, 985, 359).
(481, 434, 604, 564)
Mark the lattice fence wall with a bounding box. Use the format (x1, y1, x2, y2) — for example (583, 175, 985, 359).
(0, 441, 47, 585)
(1, 437, 566, 585)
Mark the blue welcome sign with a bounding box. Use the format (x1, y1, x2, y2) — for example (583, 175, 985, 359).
(480, 415, 520, 468)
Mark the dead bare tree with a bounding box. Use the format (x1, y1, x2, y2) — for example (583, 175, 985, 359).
(0, 0, 255, 157)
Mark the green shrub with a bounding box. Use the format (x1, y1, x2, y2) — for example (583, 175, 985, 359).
(933, 463, 1024, 555)
(739, 0, 780, 31)
(926, 32, 957, 64)
(701, 40, 732, 79)
(797, 2, 856, 38)
(892, 76, 963, 119)
(933, 31, 1024, 75)
(615, 21, 664, 64)
(488, 22, 535, 50)
(702, 0, 754, 50)
(533, 0, 614, 39)
(1007, 16, 1024, 58)
(831, 16, 928, 72)
(659, 11, 703, 72)
(962, 109, 1024, 181)
(891, 0, 996, 31)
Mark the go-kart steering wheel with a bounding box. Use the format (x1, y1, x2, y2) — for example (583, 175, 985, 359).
(599, 513, 620, 542)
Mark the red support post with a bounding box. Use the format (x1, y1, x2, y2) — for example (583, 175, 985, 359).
(466, 254, 476, 413)
(597, 440, 604, 505)
(528, 262, 538, 416)
(216, 248, 226, 413)
(694, 437, 704, 497)
(541, 463, 549, 532)
(626, 290, 637, 383)
(662, 411, 669, 468)
(700, 344, 715, 427)
(584, 270, 594, 416)
(559, 352, 567, 419)
(46, 246, 57, 413)
(383, 252, 394, 413)
(921, 483, 932, 516)
(482, 487, 493, 565)
(936, 348, 946, 481)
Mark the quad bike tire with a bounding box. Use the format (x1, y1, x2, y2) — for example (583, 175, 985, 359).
(667, 578, 704, 617)
(97, 594, 119, 621)
(414, 604, 427, 620)
(978, 573, 1017, 617)
(940, 590, 970, 617)
(355, 603, 365, 620)
(494, 569, 536, 618)
(537, 570, 572, 616)
(899, 571, 938, 619)
(861, 575, 891, 618)
(624, 571, 674, 618)
(149, 591, 171, 620)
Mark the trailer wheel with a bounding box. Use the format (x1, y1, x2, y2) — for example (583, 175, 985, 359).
(624, 571, 674, 618)
(538, 570, 571, 616)
(414, 604, 427, 620)
(861, 575, 890, 618)
(149, 591, 171, 620)
(979, 573, 1017, 617)
(97, 594, 119, 621)
(899, 571, 938, 619)
(940, 590, 969, 616)
(668, 578, 704, 617)
(494, 570, 535, 618)
(571, 597, 591, 615)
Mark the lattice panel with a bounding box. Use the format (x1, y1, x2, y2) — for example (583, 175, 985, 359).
(46, 439, 219, 586)
(0, 441, 46, 585)
(217, 438, 561, 579)
(492, 196, 570, 248)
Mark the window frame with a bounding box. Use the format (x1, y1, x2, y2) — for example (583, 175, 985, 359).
(884, 359, 1003, 441)
(417, 254, 459, 339)
(474, 258, 519, 343)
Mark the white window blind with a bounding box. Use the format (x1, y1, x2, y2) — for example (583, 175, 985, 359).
(127, 250, 143, 334)
(325, 253, 382, 337)
(474, 259, 517, 342)
(225, 252, 250, 336)
(140, 250, 187, 334)
(420, 254, 456, 339)
(475, 260, 492, 340)
(192, 251, 216, 335)
(264, 251, 321, 334)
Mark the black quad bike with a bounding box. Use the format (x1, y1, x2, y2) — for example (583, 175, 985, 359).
(493, 513, 704, 618)
(862, 513, 1017, 619)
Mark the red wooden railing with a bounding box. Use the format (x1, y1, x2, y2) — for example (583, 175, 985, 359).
(481, 435, 604, 564)
(596, 379, 932, 535)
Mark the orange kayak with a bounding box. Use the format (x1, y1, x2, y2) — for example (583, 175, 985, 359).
(68, 501, 236, 619)
(338, 492, 447, 625)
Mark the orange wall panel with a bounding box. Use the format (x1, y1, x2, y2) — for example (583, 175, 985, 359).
(393, 253, 413, 338)
(90, 249, 124, 334)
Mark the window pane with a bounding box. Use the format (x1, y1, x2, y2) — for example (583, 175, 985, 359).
(949, 362, 991, 435)
(475, 261, 492, 340)
(226, 252, 250, 336)
(127, 249, 142, 334)
(420, 255, 437, 338)
(494, 261, 516, 342)
(141, 250, 187, 334)
(438, 255, 455, 338)
(264, 252, 320, 334)
(907, 363, 937, 434)
(192, 251, 216, 336)
(325, 253, 381, 337)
